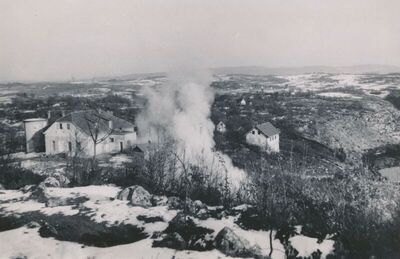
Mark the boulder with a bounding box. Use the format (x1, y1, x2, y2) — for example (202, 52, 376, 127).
(168, 212, 193, 231)
(117, 187, 131, 200)
(189, 200, 208, 217)
(165, 213, 214, 251)
(153, 232, 187, 250)
(52, 173, 70, 187)
(193, 200, 206, 210)
(39, 177, 60, 188)
(197, 208, 211, 220)
(26, 221, 41, 229)
(39, 222, 59, 237)
(190, 232, 214, 251)
(30, 185, 49, 202)
(116, 185, 152, 207)
(20, 185, 36, 193)
(214, 227, 262, 258)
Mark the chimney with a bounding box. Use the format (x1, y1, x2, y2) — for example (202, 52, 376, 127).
(108, 120, 113, 129)
(47, 111, 51, 119)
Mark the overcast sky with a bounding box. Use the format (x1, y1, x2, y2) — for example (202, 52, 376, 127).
(1, 0, 400, 81)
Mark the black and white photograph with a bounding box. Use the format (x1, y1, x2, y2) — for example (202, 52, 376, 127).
(1, 0, 400, 258)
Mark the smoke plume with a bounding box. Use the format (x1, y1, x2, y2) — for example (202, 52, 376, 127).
(135, 69, 245, 187)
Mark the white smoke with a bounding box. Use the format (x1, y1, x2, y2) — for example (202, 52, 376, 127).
(135, 69, 245, 188)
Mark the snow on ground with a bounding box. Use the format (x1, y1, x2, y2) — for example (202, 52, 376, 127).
(0, 189, 79, 216)
(0, 185, 335, 258)
(318, 92, 361, 99)
(7, 152, 42, 160)
(289, 235, 334, 258)
(20, 158, 66, 175)
(0, 226, 241, 259)
(198, 216, 286, 259)
(0, 185, 241, 259)
(109, 154, 133, 165)
(275, 73, 398, 98)
(0, 96, 13, 104)
(282, 74, 325, 91)
(46, 185, 121, 200)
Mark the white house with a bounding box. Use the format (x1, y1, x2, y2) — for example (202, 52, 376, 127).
(240, 98, 246, 106)
(216, 121, 226, 133)
(246, 122, 280, 153)
(25, 110, 137, 156)
(379, 167, 400, 183)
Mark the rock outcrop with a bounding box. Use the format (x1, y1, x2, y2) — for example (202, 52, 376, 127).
(116, 185, 152, 207)
(153, 232, 187, 250)
(39, 177, 60, 188)
(214, 227, 262, 258)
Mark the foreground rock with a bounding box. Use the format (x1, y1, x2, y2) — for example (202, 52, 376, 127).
(39, 177, 60, 188)
(52, 173, 70, 187)
(166, 197, 210, 218)
(30, 185, 49, 202)
(214, 227, 263, 258)
(153, 232, 187, 250)
(116, 185, 152, 207)
(153, 213, 214, 251)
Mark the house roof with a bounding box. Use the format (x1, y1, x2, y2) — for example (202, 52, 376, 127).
(131, 143, 158, 153)
(255, 122, 280, 137)
(379, 167, 400, 182)
(44, 110, 135, 136)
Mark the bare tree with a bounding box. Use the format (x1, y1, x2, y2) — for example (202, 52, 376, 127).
(66, 130, 88, 185)
(84, 110, 113, 160)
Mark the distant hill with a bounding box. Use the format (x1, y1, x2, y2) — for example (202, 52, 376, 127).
(212, 65, 400, 75)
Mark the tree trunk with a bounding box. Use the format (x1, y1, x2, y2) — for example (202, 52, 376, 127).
(269, 228, 274, 258)
(93, 143, 97, 160)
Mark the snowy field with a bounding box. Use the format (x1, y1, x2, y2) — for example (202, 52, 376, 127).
(0, 185, 334, 259)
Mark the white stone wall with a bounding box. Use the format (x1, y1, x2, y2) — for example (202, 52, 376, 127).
(44, 121, 137, 156)
(266, 133, 280, 153)
(245, 128, 280, 153)
(44, 122, 91, 155)
(24, 119, 48, 153)
(246, 129, 268, 147)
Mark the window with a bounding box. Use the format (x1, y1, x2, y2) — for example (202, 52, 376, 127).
(252, 130, 255, 134)
(68, 142, 72, 152)
(67, 123, 70, 130)
(52, 140, 56, 151)
(110, 137, 114, 143)
(59, 123, 63, 129)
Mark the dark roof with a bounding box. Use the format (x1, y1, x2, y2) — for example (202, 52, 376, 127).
(255, 122, 280, 137)
(131, 143, 158, 153)
(379, 167, 400, 182)
(45, 110, 135, 136)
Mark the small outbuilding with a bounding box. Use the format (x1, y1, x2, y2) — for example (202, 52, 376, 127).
(246, 122, 280, 153)
(379, 167, 400, 183)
